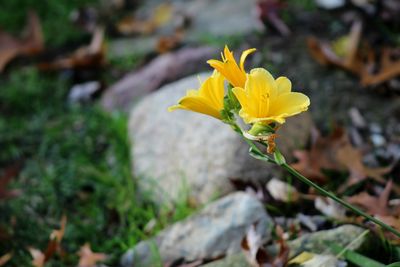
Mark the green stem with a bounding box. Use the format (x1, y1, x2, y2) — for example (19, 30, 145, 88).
(232, 122, 400, 238)
(283, 162, 400, 238)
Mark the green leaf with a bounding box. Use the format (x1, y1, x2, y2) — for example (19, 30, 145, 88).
(249, 147, 274, 163)
(329, 243, 385, 267)
(227, 83, 241, 112)
(386, 263, 400, 267)
(273, 149, 286, 165)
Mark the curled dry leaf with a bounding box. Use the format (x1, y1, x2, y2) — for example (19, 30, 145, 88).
(308, 19, 400, 87)
(242, 224, 289, 267)
(78, 243, 107, 267)
(0, 11, 43, 72)
(347, 180, 394, 216)
(37, 27, 105, 70)
(29, 215, 67, 267)
(292, 126, 393, 191)
(347, 180, 400, 242)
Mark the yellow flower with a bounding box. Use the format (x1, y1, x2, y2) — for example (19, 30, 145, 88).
(207, 45, 256, 88)
(233, 68, 310, 125)
(168, 71, 225, 119)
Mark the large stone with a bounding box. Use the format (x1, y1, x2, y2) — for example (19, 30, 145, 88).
(288, 225, 368, 257)
(135, 0, 264, 40)
(200, 252, 250, 267)
(203, 225, 368, 267)
(121, 192, 273, 267)
(265, 224, 369, 259)
(129, 73, 313, 205)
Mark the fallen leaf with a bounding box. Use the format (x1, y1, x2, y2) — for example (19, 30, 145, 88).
(291, 127, 346, 183)
(242, 224, 289, 267)
(37, 27, 105, 70)
(28, 215, 67, 266)
(308, 20, 400, 87)
(44, 215, 67, 260)
(347, 180, 393, 216)
(307, 20, 363, 76)
(361, 47, 400, 86)
(0, 253, 12, 266)
(0, 11, 43, 72)
(78, 243, 107, 267)
(292, 126, 394, 190)
(335, 136, 393, 189)
(116, 3, 174, 35)
(156, 29, 184, 54)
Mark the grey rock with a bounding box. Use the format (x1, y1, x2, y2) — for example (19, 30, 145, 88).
(121, 192, 272, 267)
(102, 46, 217, 112)
(135, 0, 263, 40)
(129, 74, 313, 206)
(266, 225, 368, 258)
(200, 252, 250, 267)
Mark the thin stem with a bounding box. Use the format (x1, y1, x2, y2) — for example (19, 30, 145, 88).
(282, 162, 400, 238)
(231, 121, 400, 238)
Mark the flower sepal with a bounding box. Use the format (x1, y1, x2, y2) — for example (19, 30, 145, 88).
(247, 122, 275, 137)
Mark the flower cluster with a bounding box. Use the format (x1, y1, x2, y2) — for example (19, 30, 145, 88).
(168, 46, 310, 130)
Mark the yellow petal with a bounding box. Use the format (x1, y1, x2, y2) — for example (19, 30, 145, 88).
(275, 76, 291, 95)
(198, 72, 224, 110)
(246, 68, 277, 116)
(178, 96, 222, 119)
(207, 59, 225, 71)
(239, 48, 256, 71)
(269, 92, 310, 116)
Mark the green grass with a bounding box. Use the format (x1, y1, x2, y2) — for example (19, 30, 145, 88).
(0, 0, 97, 47)
(0, 67, 196, 266)
(0, 1, 198, 265)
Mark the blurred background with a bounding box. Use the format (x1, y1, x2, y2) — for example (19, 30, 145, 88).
(1, 0, 400, 266)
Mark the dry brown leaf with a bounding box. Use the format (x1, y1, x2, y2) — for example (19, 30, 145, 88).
(78, 243, 107, 267)
(347, 180, 393, 216)
(307, 20, 363, 76)
(291, 127, 346, 183)
(0, 11, 43, 72)
(28, 215, 67, 266)
(43, 215, 67, 260)
(242, 224, 289, 267)
(156, 29, 184, 54)
(292, 126, 393, 190)
(116, 3, 173, 35)
(361, 47, 400, 86)
(308, 19, 400, 86)
(37, 27, 105, 70)
(335, 135, 393, 190)
(0, 253, 12, 266)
